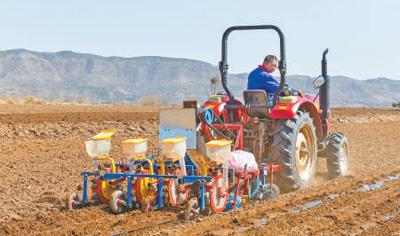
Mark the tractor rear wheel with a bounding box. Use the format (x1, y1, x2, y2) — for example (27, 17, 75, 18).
(272, 110, 318, 192)
(326, 132, 350, 178)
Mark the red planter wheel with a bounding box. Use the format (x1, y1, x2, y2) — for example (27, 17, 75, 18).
(209, 173, 229, 213)
(168, 170, 189, 206)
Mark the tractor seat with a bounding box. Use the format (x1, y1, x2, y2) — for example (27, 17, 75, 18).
(243, 90, 270, 118)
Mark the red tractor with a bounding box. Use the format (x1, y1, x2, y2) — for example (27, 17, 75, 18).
(197, 25, 350, 192)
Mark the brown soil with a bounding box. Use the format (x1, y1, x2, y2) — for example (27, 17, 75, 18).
(0, 105, 399, 235)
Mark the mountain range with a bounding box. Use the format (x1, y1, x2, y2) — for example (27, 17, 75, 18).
(0, 49, 399, 107)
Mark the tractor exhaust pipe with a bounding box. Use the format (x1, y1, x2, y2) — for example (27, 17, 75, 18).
(320, 48, 329, 137)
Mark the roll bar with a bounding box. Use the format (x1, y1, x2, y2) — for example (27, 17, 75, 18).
(218, 25, 287, 107)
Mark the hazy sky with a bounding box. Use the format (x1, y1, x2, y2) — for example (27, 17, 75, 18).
(0, 0, 399, 79)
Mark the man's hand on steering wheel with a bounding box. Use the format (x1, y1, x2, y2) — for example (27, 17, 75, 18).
(295, 89, 304, 97)
(283, 88, 291, 96)
(283, 88, 304, 97)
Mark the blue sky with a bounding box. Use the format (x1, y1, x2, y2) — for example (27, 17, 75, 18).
(0, 0, 399, 79)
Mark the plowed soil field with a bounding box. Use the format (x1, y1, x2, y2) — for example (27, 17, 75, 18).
(0, 105, 399, 236)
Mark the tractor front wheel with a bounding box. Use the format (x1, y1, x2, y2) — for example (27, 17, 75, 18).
(326, 132, 350, 178)
(272, 110, 318, 192)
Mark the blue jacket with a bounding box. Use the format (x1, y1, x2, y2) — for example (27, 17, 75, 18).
(247, 66, 294, 104)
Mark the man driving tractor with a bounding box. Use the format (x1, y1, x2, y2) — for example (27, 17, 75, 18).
(247, 55, 303, 105)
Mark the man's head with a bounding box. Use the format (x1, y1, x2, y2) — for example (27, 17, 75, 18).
(262, 55, 278, 73)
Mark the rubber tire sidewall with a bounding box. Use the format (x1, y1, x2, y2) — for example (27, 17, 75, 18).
(272, 110, 318, 192)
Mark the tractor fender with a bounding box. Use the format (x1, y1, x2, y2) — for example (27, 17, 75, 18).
(270, 98, 323, 141)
